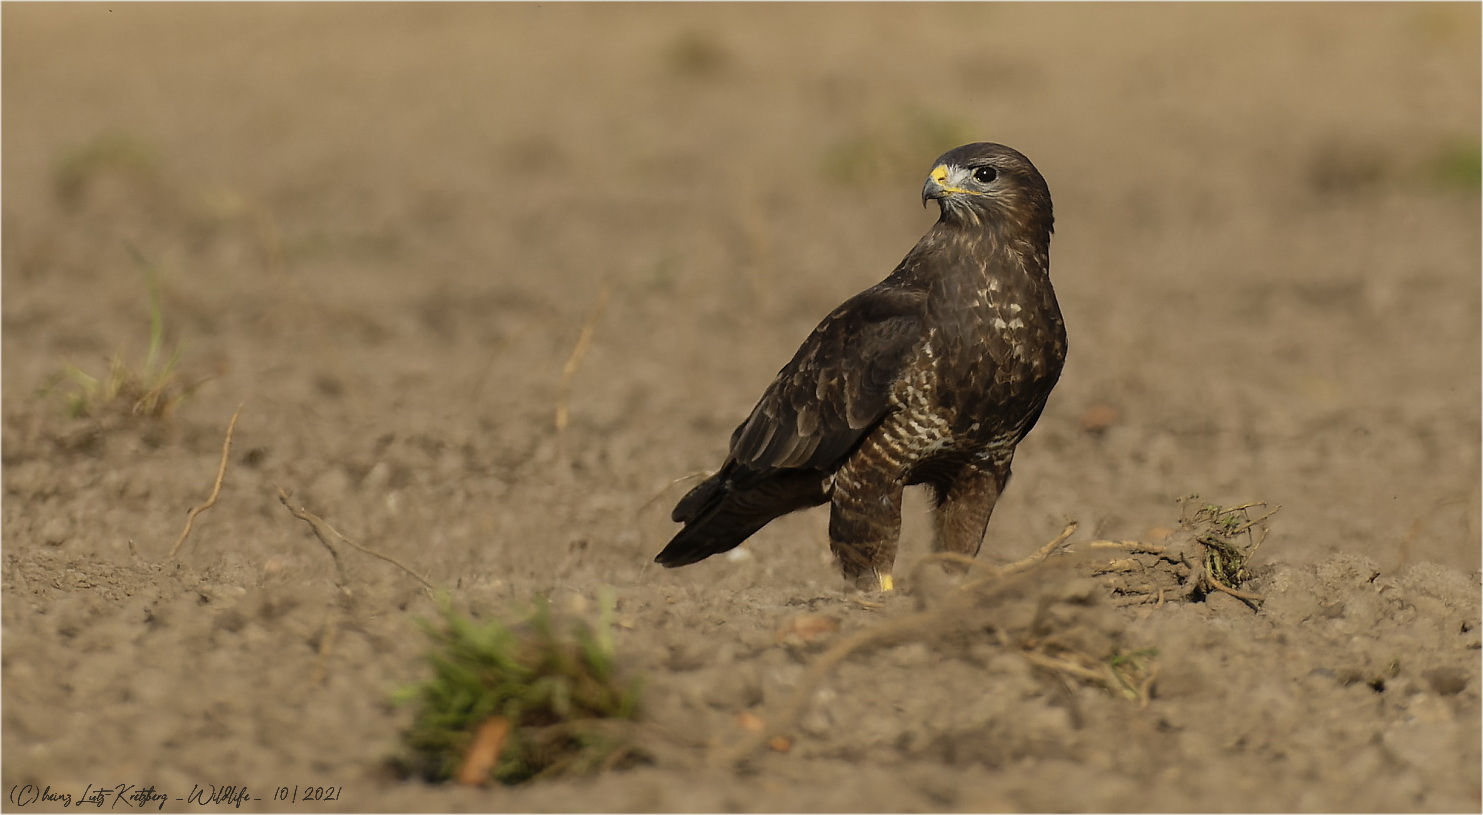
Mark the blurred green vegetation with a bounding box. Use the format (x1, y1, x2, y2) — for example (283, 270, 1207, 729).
(53, 132, 159, 208)
(1427, 140, 1481, 191)
(820, 110, 979, 188)
(395, 591, 644, 786)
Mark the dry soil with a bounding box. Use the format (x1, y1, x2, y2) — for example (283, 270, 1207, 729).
(3, 4, 1480, 812)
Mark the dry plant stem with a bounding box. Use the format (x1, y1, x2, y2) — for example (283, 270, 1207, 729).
(457, 717, 512, 786)
(1088, 540, 1166, 555)
(1219, 501, 1268, 514)
(311, 616, 340, 686)
(554, 281, 613, 433)
(277, 488, 349, 587)
(638, 470, 714, 515)
(1003, 521, 1079, 574)
(275, 487, 434, 591)
(1136, 663, 1160, 708)
(1203, 571, 1265, 608)
(168, 404, 242, 560)
(1025, 652, 1100, 683)
(1032, 651, 1157, 705)
(959, 520, 1078, 592)
(1230, 505, 1279, 536)
(1022, 651, 1110, 686)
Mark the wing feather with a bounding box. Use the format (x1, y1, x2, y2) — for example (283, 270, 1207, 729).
(729, 284, 927, 474)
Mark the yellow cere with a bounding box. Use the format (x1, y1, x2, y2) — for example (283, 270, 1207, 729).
(929, 164, 975, 196)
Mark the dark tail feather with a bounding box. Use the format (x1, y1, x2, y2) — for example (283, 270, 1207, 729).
(655, 468, 827, 568)
(671, 471, 726, 524)
(655, 509, 775, 567)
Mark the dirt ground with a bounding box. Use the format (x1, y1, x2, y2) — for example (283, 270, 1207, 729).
(3, 4, 1480, 812)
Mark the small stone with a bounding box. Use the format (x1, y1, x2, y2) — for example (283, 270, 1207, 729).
(1080, 404, 1119, 433)
(775, 614, 840, 648)
(734, 711, 765, 733)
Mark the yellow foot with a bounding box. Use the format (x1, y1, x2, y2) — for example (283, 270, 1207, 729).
(846, 570, 895, 593)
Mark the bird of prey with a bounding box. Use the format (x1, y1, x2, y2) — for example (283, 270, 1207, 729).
(655, 142, 1066, 592)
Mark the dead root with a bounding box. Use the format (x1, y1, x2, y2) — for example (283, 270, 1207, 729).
(167, 404, 242, 560)
(1090, 497, 1277, 611)
(276, 487, 434, 593)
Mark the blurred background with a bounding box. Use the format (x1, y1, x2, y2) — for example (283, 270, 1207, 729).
(4, 3, 1479, 574)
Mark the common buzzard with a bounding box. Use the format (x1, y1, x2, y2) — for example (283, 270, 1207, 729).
(656, 143, 1066, 591)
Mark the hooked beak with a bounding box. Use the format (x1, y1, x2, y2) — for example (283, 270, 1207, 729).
(921, 164, 954, 207)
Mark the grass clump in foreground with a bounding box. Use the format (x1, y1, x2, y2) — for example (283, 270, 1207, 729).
(395, 591, 645, 786)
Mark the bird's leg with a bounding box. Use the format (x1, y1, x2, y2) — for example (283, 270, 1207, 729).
(829, 446, 906, 592)
(930, 461, 1009, 567)
(829, 498, 902, 592)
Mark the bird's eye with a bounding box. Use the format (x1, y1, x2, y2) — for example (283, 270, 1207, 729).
(973, 166, 998, 184)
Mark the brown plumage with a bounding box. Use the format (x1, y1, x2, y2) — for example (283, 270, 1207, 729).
(655, 143, 1067, 591)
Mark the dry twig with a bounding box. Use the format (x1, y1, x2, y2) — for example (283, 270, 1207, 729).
(554, 281, 614, 433)
(1022, 651, 1111, 686)
(959, 520, 1078, 592)
(457, 717, 512, 786)
(1202, 572, 1266, 608)
(1001, 520, 1079, 574)
(276, 487, 434, 591)
(638, 470, 714, 515)
(1229, 505, 1281, 537)
(168, 403, 242, 560)
(1088, 540, 1167, 555)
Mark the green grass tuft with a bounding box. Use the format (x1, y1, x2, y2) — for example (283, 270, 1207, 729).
(53, 133, 158, 208)
(395, 590, 644, 786)
(59, 246, 197, 420)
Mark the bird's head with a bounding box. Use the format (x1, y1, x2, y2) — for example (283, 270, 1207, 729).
(921, 142, 1053, 235)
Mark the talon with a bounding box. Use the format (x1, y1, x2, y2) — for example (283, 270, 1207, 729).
(878, 573, 894, 593)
